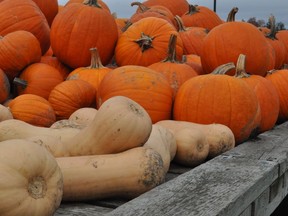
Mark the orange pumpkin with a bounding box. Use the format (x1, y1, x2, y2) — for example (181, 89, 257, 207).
(148, 34, 198, 99)
(13, 63, 64, 100)
(182, 54, 204, 75)
(66, 48, 112, 91)
(48, 79, 96, 120)
(0, 30, 42, 81)
(235, 54, 280, 133)
(32, 0, 58, 26)
(40, 56, 72, 79)
(97, 65, 173, 123)
(8, 94, 56, 127)
(65, 0, 111, 12)
(115, 17, 183, 67)
(276, 30, 288, 65)
(50, 0, 118, 69)
(0, 0, 50, 54)
(265, 69, 288, 123)
(181, 4, 223, 30)
(0, 69, 10, 104)
(173, 63, 261, 144)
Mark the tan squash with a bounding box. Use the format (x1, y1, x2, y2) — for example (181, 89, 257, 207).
(143, 124, 177, 173)
(173, 127, 209, 167)
(156, 120, 235, 159)
(56, 147, 165, 201)
(0, 104, 13, 122)
(68, 107, 97, 127)
(0, 139, 63, 216)
(50, 119, 84, 129)
(0, 96, 152, 157)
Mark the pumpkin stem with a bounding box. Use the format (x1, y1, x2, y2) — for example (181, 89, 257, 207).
(163, 34, 178, 63)
(88, 48, 104, 69)
(28, 176, 47, 199)
(234, 54, 251, 78)
(185, 4, 200, 16)
(265, 15, 278, 40)
(131, 2, 150, 12)
(226, 7, 238, 22)
(211, 63, 235, 75)
(134, 32, 155, 52)
(174, 15, 187, 32)
(121, 20, 133, 32)
(84, 0, 102, 8)
(13, 77, 28, 89)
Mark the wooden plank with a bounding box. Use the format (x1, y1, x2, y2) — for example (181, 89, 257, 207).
(107, 156, 278, 216)
(55, 203, 112, 216)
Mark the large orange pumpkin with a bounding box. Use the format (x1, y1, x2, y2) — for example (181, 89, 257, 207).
(173, 63, 261, 144)
(276, 30, 288, 65)
(32, 0, 58, 26)
(0, 30, 42, 81)
(115, 17, 183, 67)
(50, 0, 118, 69)
(0, 0, 50, 54)
(48, 79, 96, 120)
(8, 94, 56, 127)
(97, 65, 173, 123)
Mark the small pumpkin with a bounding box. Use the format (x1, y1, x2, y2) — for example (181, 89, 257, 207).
(8, 94, 56, 127)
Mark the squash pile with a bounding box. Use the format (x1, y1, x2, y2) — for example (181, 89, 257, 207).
(0, 0, 288, 214)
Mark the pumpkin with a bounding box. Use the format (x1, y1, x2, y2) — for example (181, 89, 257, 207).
(173, 63, 261, 145)
(263, 15, 287, 69)
(48, 79, 96, 120)
(130, 1, 176, 28)
(31, 0, 58, 26)
(97, 65, 174, 123)
(174, 15, 208, 56)
(8, 94, 56, 127)
(182, 54, 204, 75)
(0, 104, 13, 122)
(265, 69, 288, 123)
(235, 54, 280, 133)
(115, 17, 183, 67)
(65, 0, 111, 12)
(141, 0, 189, 16)
(276, 30, 288, 65)
(200, 8, 274, 76)
(40, 56, 72, 79)
(143, 124, 177, 173)
(0, 139, 63, 216)
(156, 120, 235, 160)
(148, 34, 198, 99)
(0, 0, 50, 54)
(0, 69, 10, 104)
(56, 147, 165, 201)
(66, 47, 112, 91)
(181, 4, 223, 30)
(13, 63, 64, 100)
(50, 0, 118, 69)
(0, 30, 42, 81)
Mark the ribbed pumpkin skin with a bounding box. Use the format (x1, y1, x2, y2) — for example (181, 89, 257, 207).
(265, 69, 288, 123)
(40, 56, 72, 79)
(0, 69, 10, 104)
(0, 30, 42, 81)
(15, 63, 64, 100)
(201, 22, 274, 76)
(97, 65, 173, 123)
(50, 1, 118, 69)
(32, 0, 58, 26)
(173, 74, 260, 144)
(8, 94, 56, 127)
(276, 30, 288, 64)
(48, 79, 96, 120)
(0, 139, 63, 216)
(0, 0, 50, 55)
(115, 17, 183, 67)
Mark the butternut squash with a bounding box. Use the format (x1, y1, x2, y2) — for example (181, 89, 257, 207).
(56, 147, 165, 201)
(0, 139, 63, 216)
(156, 120, 235, 159)
(0, 96, 152, 157)
(68, 107, 97, 126)
(0, 104, 13, 122)
(173, 127, 209, 167)
(50, 119, 84, 129)
(143, 124, 177, 173)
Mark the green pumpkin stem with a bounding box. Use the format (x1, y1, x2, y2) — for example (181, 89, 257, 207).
(13, 77, 28, 90)
(131, 2, 150, 12)
(174, 15, 187, 32)
(185, 5, 200, 16)
(163, 34, 178, 63)
(84, 0, 102, 8)
(134, 32, 155, 52)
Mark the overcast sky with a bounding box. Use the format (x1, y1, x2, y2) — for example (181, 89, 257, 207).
(58, 0, 288, 27)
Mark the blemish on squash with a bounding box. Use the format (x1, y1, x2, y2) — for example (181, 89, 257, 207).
(129, 103, 144, 116)
(28, 176, 47, 199)
(92, 162, 98, 168)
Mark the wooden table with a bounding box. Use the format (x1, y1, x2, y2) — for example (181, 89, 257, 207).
(55, 121, 288, 216)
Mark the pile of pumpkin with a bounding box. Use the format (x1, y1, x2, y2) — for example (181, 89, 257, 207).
(1, 0, 288, 215)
